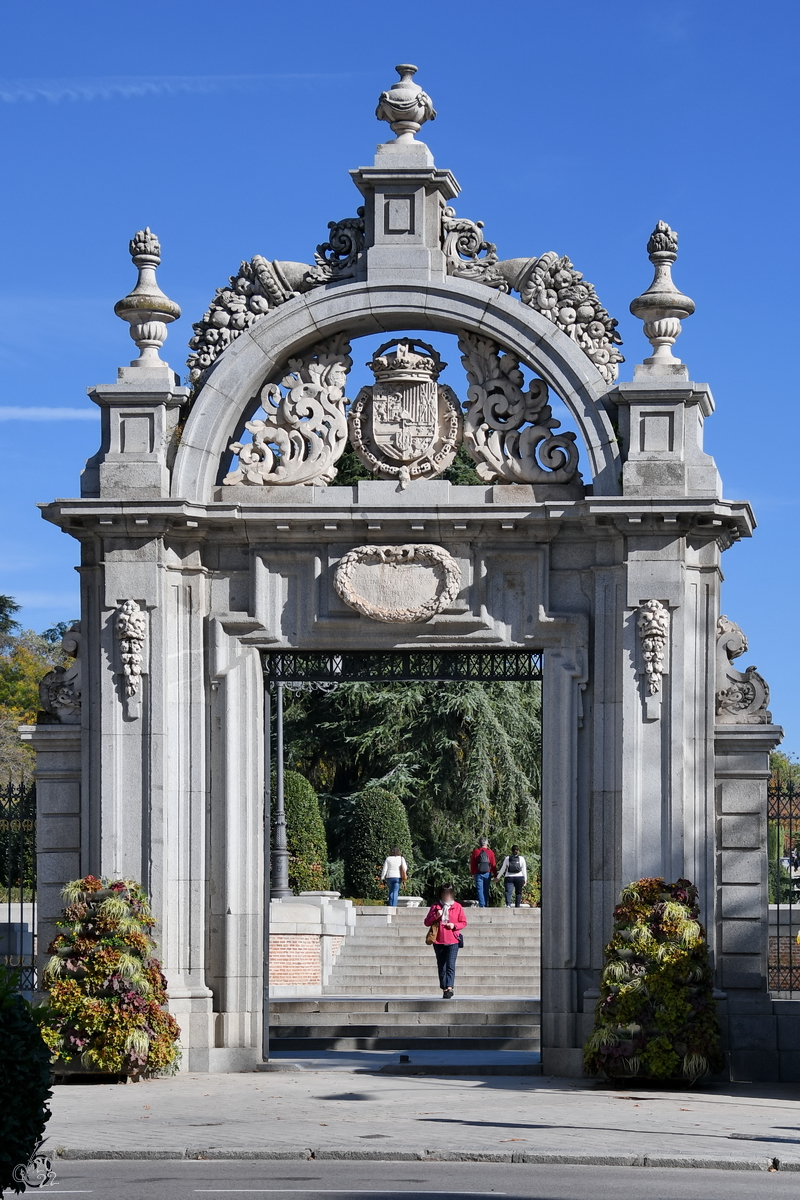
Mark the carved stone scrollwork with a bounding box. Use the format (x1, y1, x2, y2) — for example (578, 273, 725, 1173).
(304, 210, 365, 287)
(715, 615, 772, 724)
(116, 600, 146, 717)
(457, 332, 579, 484)
(442, 208, 507, 290)
(224, 335, 352, 486)
(348, 339, 461, 488)
(334, 544, 461, 623)
(516, 253, 624, 385)
(637, 599, 670, 720)
(187, 255, 310, 383)
(38, 622, 81, 725)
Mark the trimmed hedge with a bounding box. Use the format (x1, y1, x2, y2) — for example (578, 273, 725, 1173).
(280, 770, 329, 894)
(344, 786, 414, 901)
(0, 970, 52, 1195)
(584, 876, 723, 1081)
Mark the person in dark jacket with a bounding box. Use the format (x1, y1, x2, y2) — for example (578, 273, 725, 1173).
(423, 884, 467, 999)
(469, 836, 497, 907)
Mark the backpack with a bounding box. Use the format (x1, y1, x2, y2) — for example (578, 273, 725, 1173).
(477, 848, 490, 872)
(508, 853, 522, 875)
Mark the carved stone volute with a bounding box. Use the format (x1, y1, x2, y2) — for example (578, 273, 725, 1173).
(716, 615, 772, 724)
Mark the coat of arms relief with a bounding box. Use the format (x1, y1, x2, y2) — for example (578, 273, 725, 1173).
(222, 332, 580, 490)
(349, 339, 461, 488)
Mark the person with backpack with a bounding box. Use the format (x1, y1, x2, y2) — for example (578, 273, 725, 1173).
(424, 883, 467, 999)
(380, 845, 409, 908)
(497, 844, 528, 907)
(469, 837, 497, 907)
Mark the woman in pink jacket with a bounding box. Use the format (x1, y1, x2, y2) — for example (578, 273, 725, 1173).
(424, 883, 468, 1000)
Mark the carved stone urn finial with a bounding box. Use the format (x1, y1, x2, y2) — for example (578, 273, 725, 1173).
(114, 227, 181, 367)
(375, 64, 436, 143)
(629, 220, 695, 368)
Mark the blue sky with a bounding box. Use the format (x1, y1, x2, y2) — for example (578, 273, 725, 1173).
(1, 2, 798, 748)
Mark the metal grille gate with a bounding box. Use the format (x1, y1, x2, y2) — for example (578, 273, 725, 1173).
(0, 780, 37, 995)
(768, 774, 800, 996)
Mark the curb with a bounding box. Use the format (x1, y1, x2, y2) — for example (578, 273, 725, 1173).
(53, 1146, 800, 1170)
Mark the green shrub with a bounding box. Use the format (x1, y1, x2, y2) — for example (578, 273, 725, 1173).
(279, 770, 329, 894)
(584, 877, 723, 1082)
(344, 786, 414, 901)
(0, 970, 52, 1194)
(39, 876, 181, 1077)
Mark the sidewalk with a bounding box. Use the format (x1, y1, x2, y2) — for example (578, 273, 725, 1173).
(47, 1064, 800, 1170)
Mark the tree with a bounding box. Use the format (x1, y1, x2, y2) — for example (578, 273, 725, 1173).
(278, 770, 329, 894)
(0, 607, 78, 782)
(345, 784, 414, 900)
(284, 679, 541, 895)
(0, 969, 52, 1195)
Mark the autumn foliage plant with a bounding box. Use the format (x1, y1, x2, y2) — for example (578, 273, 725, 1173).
(40, 876, 180, 1077)
(584, 877, 723, 1082)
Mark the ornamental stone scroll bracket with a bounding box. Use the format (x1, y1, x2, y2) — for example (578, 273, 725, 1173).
(115, 600, 147, 719)
(333, 544, 461, 623)
(715, 615, 772, 724)
(38, 622, 82, 725)
(637, 599, 670, 721)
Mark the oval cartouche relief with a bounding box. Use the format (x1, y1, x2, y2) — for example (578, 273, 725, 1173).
(333, 544, 461, 623)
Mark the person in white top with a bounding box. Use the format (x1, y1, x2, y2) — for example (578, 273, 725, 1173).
(497, 844, 528, 908)
(380, 845, 408, 907)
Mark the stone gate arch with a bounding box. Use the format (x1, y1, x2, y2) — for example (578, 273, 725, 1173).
(172, 277, 621, 502)
(24, 64, 785, 1079)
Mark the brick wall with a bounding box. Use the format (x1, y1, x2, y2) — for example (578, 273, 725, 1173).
(269, 934, 321, 987)
(331, 935, 343, 961)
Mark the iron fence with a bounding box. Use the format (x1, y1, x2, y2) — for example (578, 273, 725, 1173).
(768, 775, 800, 995)
(0, 780, 37, 995)
(262, 649, 544, 685)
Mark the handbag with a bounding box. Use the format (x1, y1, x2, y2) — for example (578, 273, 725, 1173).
(425, 921, 440, 945)
(400, 862, 408, 883)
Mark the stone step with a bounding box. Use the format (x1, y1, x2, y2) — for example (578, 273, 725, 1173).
(270, 1011, 540, 1027)
(271, 1021, 538, 1040)
(329, 965, 540, 979)
(268, 1035, 542, 1051)
(323, 986, 540, 996)
(270, 998, 541, 1013)
(331, 950, 537, 960)
(340, 933, 540, 944)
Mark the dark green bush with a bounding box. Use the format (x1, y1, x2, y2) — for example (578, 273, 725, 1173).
(344, 786, 414, 900)
(584, 877, 723, 1082)
(279, 770, 329, 894)
(0, 970, 52, 1195)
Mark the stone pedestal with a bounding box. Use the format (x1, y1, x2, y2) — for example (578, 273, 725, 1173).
(18, 725, 82, 989)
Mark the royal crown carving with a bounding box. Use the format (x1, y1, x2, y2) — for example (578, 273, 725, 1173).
(715, 615, 772, 724)
(334, 544, 460, 623)
(458, 333, 579, 484)
(348, 340, 461, 489)
(224, 335, 352, 486)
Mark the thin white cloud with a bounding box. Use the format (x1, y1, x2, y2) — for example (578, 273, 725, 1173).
(0, 407, 97, 420)
(0, 74, 352, 104)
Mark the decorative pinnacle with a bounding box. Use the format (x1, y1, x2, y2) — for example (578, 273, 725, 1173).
(630, 221, 695, 369)
(114, 227, 181, 368)
(375, 64, 436, 143)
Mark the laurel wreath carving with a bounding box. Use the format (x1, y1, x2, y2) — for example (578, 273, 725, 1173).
(333, 544, 461, 623)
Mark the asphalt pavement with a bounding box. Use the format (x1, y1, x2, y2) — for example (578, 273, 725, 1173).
(44, 1158, 800, 1199)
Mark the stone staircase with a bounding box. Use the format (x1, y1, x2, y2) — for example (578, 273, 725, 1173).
(269, 906, 540, 1054)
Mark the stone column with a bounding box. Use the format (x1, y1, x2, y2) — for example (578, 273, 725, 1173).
(18, 725, 82, 988)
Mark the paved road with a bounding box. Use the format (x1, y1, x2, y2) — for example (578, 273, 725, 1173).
(46, 1159, 800, 1199)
